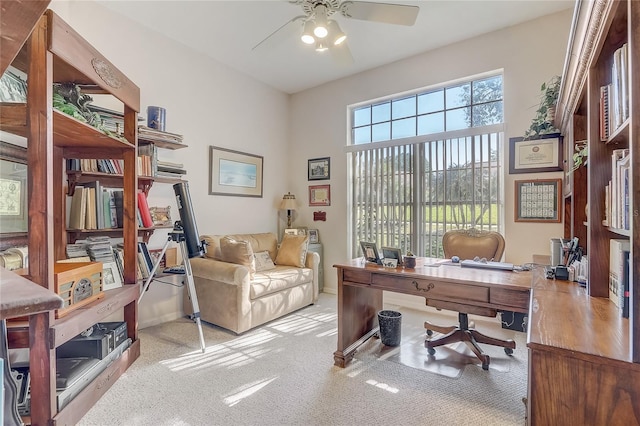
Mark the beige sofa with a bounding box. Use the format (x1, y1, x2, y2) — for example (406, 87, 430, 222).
(183, 232, 319, 334)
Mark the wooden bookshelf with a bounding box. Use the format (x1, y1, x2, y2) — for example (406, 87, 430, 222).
(1, 9, 141, 424)
(527, 1, 640, 423)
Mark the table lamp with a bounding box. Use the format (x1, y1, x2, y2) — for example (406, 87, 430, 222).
(279, 192, 297, 228)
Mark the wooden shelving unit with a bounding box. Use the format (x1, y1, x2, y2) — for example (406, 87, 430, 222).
(527, 1, 640, 424)
(1, 9, 141, 425)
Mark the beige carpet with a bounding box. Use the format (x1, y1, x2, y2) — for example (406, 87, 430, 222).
(79, 293, 528, 425)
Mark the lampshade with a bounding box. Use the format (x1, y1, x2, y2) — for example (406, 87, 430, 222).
(279, 192, 297, 211)
(301, 20, 315, 44)
(315, 41, 329, 52)
(313, 4, 329, 38)
(328, 20, 346, 46)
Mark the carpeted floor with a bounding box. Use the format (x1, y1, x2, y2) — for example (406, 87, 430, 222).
(78, 293, 528, 425)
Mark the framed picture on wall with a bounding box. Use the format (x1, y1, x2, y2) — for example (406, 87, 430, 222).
(209, 146, 263, 197)
(514, 178, 562, 223)
(309, 184, 330, 206)
(308, 157, 330, 180)
(509, 134, 563, 174)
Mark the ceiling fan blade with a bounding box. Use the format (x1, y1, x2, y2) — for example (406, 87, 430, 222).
(340, 1, 419, 26)
(252, 15, 306, 51)
(330, 41, 354, 66)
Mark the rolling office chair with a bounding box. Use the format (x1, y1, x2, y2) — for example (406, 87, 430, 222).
(425, 228, 513, 370)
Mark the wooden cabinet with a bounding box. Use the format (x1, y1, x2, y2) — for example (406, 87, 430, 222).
(527, 1, 640, 423)
(1, 10, 141, 425)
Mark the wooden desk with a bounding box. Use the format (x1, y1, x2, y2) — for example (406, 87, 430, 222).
(333, 258, 532, 367)
(527, 267, 640, 425)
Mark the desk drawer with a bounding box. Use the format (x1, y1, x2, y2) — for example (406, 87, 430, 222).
(372, 274, 489, 303)
(342, 269, 371, 285)
(490, 288, 530, 310)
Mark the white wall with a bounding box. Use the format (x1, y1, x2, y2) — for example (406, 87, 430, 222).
(289, 9, 573, 299)
(50, 0, 290, 328)
(48, 1, 572, 322)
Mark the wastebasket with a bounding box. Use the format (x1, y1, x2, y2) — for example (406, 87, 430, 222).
(377, 310, 402, 346)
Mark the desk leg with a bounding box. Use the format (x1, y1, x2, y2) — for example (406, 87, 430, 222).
(334, 277, 383, 367)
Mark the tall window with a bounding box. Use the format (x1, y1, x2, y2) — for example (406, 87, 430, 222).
(348, 74, 504, 258)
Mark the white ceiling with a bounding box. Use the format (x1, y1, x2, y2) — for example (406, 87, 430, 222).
(96, 0, 575, 94)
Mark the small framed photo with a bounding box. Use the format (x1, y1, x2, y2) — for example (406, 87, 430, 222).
(382, 258, 398, 268)
(102, 261, 123, 291)
(150, 206, 172, 226)
(309, 184, 330, 206)
(308, 157, 330, 180)
(284, 228, 306, 236)
(308, 229, 319, 243)
(359, 241, 381, 265)
(381, 247, 403, 266)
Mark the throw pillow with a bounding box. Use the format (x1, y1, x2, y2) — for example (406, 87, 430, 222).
(275, 234, 309, 268)
(220, 236, 256, 278)
(254, 251, 276, 272)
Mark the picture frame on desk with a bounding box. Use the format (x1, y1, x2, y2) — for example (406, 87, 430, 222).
(381, 246, 403, 266)
(509, 134, 563, 174)
(102, 261, 123, 291)
(359, 241, 381, 264)
(514, 178, 562, 223)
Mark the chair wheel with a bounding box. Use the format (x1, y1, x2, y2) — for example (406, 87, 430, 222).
(482, 355, 490, 370)
(426, 329, 433, 336)
(504, 347, 513, 356)
(482, 362, 489, 371)
(427, 347, 436, 355)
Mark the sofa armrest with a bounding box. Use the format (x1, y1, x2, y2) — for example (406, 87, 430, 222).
(306, 251, 320, 300)
(190, 257, 250, 285)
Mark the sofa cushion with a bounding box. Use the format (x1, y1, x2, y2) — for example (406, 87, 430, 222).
(275, 234, 309, 268)
(254, 251, 276, 272)
(219, 237, 256, 278)
(250, 265, 314, 299)
(201, 233, 278, 261)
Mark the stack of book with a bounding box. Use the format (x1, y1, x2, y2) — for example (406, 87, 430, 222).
(156, 160, 186, 178)
(138, 125, 184, 145)
(88, 105, 144, 137)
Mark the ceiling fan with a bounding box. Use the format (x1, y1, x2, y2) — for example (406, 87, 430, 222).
(252, 1, 420, 62)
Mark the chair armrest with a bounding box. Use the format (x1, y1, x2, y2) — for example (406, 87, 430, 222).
(190, 257, 250, 285)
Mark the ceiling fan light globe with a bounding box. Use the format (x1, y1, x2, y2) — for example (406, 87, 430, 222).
(313, 26, 328, 38)
(334, 34, 346, 45)
(301, 20, 316, 44)
(315, 41, 328, 52)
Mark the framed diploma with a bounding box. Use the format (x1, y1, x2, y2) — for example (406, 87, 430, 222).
(514, 179, 562, 223)
(509, 134, 563, 174)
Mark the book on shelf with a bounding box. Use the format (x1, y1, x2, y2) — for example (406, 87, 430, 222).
(137, 190, 154, 228)
(68, 186, 87, 230)
(84, 181, 104, 229)
(112, 190, 124, 228)
(137, 242, 154, 279)
(609, 239, 630, 310)
(610, 149, 627, 229)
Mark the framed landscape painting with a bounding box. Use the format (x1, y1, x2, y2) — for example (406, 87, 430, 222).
(209, 146, 263, 197)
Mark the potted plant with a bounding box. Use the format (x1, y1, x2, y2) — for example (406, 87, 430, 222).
(403, 249, 416, 269)
(523, 76, 561, 140)
(568, 140, 588, 174)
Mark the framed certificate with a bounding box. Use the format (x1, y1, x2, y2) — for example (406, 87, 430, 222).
(509, 134, 563, 174)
